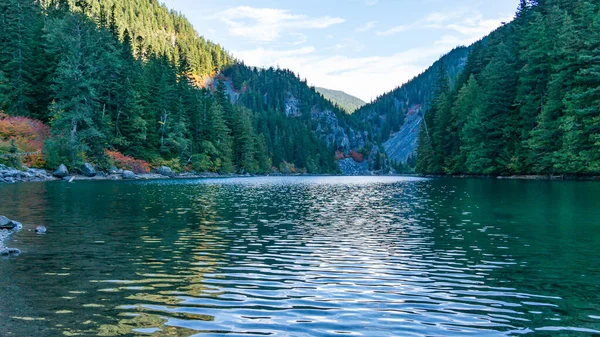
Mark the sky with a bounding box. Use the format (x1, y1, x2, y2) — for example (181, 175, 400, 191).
(160, 0, 520, 102)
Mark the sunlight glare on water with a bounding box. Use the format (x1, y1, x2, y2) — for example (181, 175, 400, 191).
(1, 176, 599, 336)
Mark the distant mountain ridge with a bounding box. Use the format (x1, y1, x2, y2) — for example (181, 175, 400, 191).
(315, 87, 366, 114)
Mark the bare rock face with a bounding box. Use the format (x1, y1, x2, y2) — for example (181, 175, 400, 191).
(53, 164, 69, 178)
(338, 158, 370, 175)
(81, 163, 96, 177)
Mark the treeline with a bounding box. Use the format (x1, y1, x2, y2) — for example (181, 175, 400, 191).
(417, 0, 600, 176)
(0, 0, 340, 174)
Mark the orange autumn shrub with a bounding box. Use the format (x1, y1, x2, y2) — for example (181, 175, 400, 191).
(105, 150, 150, 174)
(0, 112, 50, 152)
(0, 113, 50, 168)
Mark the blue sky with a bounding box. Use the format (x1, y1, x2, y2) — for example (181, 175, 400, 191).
(161, 0, 519, 101)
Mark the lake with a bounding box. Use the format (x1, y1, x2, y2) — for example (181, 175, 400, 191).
(1, 176, 599, 336)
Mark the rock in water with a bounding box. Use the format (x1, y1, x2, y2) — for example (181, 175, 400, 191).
(0, 248, 21, 256)
(122, 170, 137, 179)
(81, 163, 96, 177)
(156, 166, 175, 177)
(34, 225, 47, 233)
(53, 164, 69, 178)
(0, 216, 21, 230)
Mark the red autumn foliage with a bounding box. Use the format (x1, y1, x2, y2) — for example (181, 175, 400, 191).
(0, 113, 50, 167)
(105, 150, 150, 174)
(335, 150, 345, 160)
(0, 112, 49, 152)
(349, 150, 364, 163)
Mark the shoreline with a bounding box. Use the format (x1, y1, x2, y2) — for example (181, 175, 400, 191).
(3, 164, 600, 185)
(420, 174, 600, 181)
(0, 164, 344, 184)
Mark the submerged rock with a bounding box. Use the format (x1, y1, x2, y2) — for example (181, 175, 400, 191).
(53, 164, 69, 178)
(0, 248, 21, 256)
(122, 170, 137, 180)
(81, 163, 96, 177)
(34, 225, 47, 233)
(156, 166, 175, 177)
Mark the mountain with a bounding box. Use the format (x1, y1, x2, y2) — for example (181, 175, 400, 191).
(0, 0, 365, 175)
(351, 47, 469, 167)
(416, 0, 600, 176)
(314, 87, 366, 114)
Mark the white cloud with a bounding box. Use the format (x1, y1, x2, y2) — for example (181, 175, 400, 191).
(376, 25, 409, 36)
(356, 21, 377, 32)
(215, 6, 345, 42)
(287, 33, 308, 46)
(233, 38, 461, 102)
(365, 0, 378, 6)
(233, 4, 511, 102)
(376, 9, 510, 46)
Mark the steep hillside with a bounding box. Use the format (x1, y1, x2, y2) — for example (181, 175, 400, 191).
(315, 87, 366, 114)
(417, 0, 600, 176)
(0, 0, 366, 174)
(351, 47, 469, 165)
(220, 65, 368, 173)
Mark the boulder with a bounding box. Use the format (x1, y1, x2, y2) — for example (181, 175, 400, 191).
(109, 166, 119, 174)
(122, 170, 137, 180)
(81, 163, 96, 177)
(156, 166, 175, 177)
(53, 164, 69, 178)
(34, 225, 46, 233)
(0, 216, 18, 230)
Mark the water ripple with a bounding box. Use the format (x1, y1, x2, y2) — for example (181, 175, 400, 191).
(1, 176, 599, 336)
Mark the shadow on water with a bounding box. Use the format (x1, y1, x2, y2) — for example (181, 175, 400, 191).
(1, 176, 599, 336)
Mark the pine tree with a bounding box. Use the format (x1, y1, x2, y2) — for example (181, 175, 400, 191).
(0, 0, 37, 116)
(448, 75, 480, 173)
(45, 12, 111, 166)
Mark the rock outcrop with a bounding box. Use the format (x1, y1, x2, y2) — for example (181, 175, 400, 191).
(1, 164, 54, 183)
(338, 158, 370, 175)
(383, 104, 423, 164)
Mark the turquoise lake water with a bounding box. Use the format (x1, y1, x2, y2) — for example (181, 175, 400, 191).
(1, 176, 599, 336)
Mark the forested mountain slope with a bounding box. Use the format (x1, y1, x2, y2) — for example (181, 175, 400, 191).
(315, 87, 366, 114)
(416, 0, 600, 176)
(351, 47, 469, 166)
(0, 0, 364, 174)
